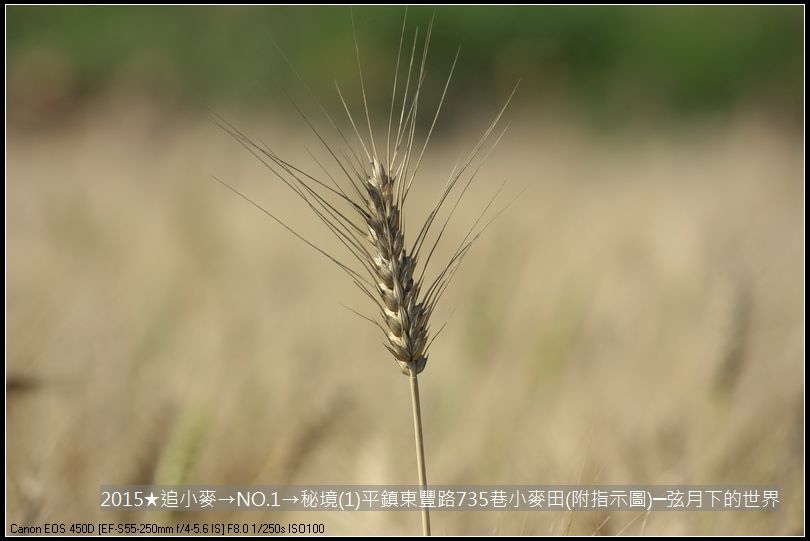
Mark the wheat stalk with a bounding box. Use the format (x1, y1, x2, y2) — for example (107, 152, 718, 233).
(213, 10, 516, 535)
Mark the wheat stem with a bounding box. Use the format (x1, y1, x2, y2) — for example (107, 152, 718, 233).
(408, 367, 431, 536)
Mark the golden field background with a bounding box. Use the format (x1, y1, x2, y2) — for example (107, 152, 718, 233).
(6, 91, 803, 534)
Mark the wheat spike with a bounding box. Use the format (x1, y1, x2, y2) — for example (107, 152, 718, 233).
(365, 158, 429, 375)
(212, 11, 517, 535)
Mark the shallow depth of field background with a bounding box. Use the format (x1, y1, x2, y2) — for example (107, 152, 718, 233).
(6, 6, 804, 535)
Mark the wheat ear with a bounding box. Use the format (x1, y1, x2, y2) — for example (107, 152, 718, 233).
(213, 10, 517, 536)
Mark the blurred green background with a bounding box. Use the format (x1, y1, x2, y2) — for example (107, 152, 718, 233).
(7, 5, 804, 124)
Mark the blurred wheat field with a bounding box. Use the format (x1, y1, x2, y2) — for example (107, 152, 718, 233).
(6, 97, 803, 535)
